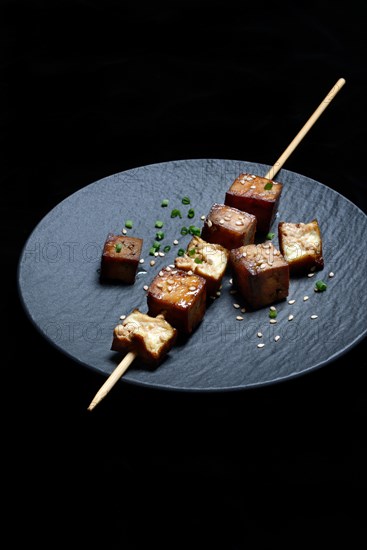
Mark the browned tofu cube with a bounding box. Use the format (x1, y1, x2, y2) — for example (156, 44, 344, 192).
(201, 203, 256, 250)
(111, 309, 177, 366)
(100, 233, 143, 284)
(174, 235, 229, 297)
(230, 242, 289, 310)
(225, 173, 283, 234)
(147, 267, 206, 334)
(278, 219, 324, 274)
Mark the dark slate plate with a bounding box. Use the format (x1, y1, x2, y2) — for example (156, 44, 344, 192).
(18, 159, 367, 391)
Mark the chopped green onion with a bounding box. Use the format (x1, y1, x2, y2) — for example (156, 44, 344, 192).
(171, 209, 182, 219)
(180, 227, 188, 235)
(269, 309, 277, 319)
(125, 220, 133, 228)
(163, 245, 171, 253)
(155, 220, 164, 228)
(161, 199, 169, 207)
(266, 232, 275, 240)
(149, 247, 157, 256)
(177, 248, 185, 256)
(153, 241, 161, 250)
(194, 258, 203, 264)
(188, 248, 196, 256)
(189, 225, 201, 236)
(264, 182, 273, 190)
(155, 231, 164, 241)
(188, 208, 195, 219)
(182, 196, 190, 205)
(115, 242, 122, 253)
(315, 279, 327, 292)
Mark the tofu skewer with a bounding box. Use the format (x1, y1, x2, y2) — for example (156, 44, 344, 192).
(88, 78, 345, 409)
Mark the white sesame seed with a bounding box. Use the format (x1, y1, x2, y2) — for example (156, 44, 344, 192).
(274, 335, 280, 342)
(288, 314, 294, 321)
(250, 185, 256, 189)
(310, 315, 318, 319)
(288, 299, 296, 305)
(236, 316, 244, 321)
(242, 252, 247, 258)
(207, 219, 212, 228)
(229, 278, 233, 284)
(119, 315, 126, 320)
(216, 291, 221, 296)
(122, 228, 127, 234)
(165, 266, 171, 271)
(143, 285, 149, 291)
(189, 286, 196, 291)
(167, 286, 173, 292)
(150, 260, 155, 266)
(219, 219, 225, 224)
(233, 303, 240, 309)
(328, 272, 334, 278)
(154, 252, 159, 257)
(173, 239, 179, 245)
(159, 252, 165, 257)
(167, 279, 174, 285)
(139, 258, 144, 263)
(270, 306, 277, 311)
(159, 270, 164, 276)
(171, 270, 177, 274)
(257, 343, 265, 348)
(269, 319, 277, 324)
(257, 332, 263, 338)
(200, 215, 206, 220)
(303, 295, 309, 301)
(235, 220, 243, 226)
(187, 270, 193, 275)
(307, 273, 315, 278)
(259, 263, 267, 269)
(241, 308, 246, 313)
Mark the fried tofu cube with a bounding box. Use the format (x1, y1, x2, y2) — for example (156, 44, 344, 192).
(147, 268, 206, 334)
(278, 219, 324, 274)
(201, 203, 256, 250)
(111, 309, 177, 366)
(225, 173, 283, 234)
(230, 242, 289, 310)
(100, 233, 143, 284)
(174, 236, 229, 297)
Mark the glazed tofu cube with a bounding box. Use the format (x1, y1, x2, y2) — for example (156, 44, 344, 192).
(100, 233, 143, 284)
(111, 308, 177, 366)
(278, 219, 324, 274)
(147, 267, 206, 334)
(225, 173, 283, 234)
(174, 236, 229, 297)
(230, 242, 289, 310)
(201, 203, 256, 250)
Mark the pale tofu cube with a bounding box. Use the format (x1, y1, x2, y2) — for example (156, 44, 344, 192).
(174, 236, 229, 296)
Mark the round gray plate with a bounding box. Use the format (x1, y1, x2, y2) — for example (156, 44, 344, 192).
(18, 159, 367, 391)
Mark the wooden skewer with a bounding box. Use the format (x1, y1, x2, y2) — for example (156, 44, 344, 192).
(264, 77, 346, 180)
(87, 350, 137, 411)
(87, 78, 346, 411)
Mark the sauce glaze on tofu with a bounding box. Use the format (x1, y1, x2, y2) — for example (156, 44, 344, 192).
(230, 242, 289, 310)
(278, 219, 324, 274)
(111, 309, 177, 366)
(147, 268, 206, 334)
(174, 236, 229, 297)
(100, 233, 143, 284)
(225, 173, 282, 234)
(201, 203, 256, 250)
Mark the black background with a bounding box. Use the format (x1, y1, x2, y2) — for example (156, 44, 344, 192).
(3, 1, 367, 547)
